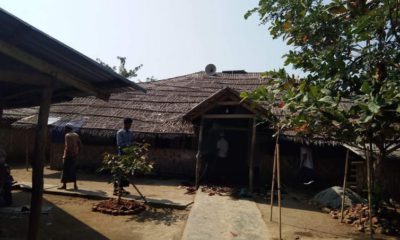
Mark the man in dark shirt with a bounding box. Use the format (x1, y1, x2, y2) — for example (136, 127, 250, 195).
(114, 118, 134, 195)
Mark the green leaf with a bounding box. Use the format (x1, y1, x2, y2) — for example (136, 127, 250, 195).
(318, 96, 334, 104)
(367, 101, 380, 114)
(361, 81, 371, 94)
(363, 115, 373, 123)
(396, 105, 400, 113)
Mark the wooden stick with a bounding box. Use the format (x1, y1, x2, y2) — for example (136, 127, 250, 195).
(340, 149, 350, 223)
(131, 183, 147, 203)
(277, 141, 282, 240)
(249, 118, 256, 193)
(366, 144, 373, 239)
(269, 134, 278, 221)
(25, 135, 30, 171)
(195, 118, 205, 189)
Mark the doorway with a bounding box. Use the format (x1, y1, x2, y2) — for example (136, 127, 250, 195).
(200, 118, 251, 186)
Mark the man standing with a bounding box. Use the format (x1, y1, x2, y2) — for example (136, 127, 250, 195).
(115, 117, 134, 195)
(58, 123, 81, 190)
(216, 132, 229, 181)
(299, 146, 315, 185)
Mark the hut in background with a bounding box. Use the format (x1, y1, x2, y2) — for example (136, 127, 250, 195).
(2, 70, 363, 192)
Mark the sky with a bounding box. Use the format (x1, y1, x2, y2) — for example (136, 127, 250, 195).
(0, 0, 293, 81)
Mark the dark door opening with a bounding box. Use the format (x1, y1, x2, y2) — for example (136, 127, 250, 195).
(200, 118, 250, 186)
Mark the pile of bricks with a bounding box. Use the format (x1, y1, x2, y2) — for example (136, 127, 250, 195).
(201, 185, 233, 196)
(329, 203, 399, 235)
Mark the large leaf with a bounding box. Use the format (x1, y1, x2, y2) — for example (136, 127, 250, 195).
(368, 101, 380, 114)
(318, 96, 334, 104)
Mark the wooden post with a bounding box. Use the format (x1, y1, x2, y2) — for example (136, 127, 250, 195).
(366, 145, 373, 239)
(195, 118, 205, 189)
(28, 87, 53, 240)
(340, 149, 350, 223)
(269, 146, 277, 221)
(270, 131, 279, 221)
(277, 140, 282, 240)
(248, 118, 256, 193)
(25, 135, 30, 171)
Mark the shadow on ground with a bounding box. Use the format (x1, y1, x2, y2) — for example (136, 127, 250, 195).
(128, 207, 187, 226)
(0, 191, 109, 240)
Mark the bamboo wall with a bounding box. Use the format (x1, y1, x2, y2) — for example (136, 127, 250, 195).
(48, 142, 196, 178)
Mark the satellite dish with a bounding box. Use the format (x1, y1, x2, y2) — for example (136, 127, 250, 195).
(205, 64, 217, 76)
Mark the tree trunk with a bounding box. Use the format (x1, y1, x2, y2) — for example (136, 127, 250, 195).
(117, 175, 122, 205)
(372, 152, 385, 198)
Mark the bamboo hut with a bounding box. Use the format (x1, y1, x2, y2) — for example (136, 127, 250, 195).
(2, 70, 365, 192)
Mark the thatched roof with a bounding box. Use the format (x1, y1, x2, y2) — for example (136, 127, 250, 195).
(6, 72, 273, 136)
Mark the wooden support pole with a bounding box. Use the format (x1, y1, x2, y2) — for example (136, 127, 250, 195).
(269, 132, 279, 222)
(195, 118, 205, 189)
(277, 140, 282, 240)
(28, 87, 53, 240)
(366, 145, 373, 239)
(248, 118, 256, 193)
(340, 149, 350, 223)
(25, 135, 30, 171)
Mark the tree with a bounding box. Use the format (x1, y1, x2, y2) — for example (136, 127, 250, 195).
(99, 143, 153, 203)
(96, 56, 142, 79)
(245, 1, 400, 197)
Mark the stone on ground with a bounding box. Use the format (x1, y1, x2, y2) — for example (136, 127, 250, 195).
(312, 186, 365, 209)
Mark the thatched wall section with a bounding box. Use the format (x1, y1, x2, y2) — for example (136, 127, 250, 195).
(257, 141, 348, 188)
(48, 142, 196, 178)
(0, 127, 35, 164)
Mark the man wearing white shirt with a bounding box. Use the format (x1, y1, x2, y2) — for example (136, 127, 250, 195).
(215, 132, 229, 182)
(299, 146, 315, 185)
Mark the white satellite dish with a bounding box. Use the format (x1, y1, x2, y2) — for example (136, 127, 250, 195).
(205, 64, 217, 76)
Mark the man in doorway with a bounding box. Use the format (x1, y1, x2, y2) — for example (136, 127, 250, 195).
(216, 132, 229, 181)
(58, 123, 81, 190)
(115, 117, 134, 195)
(299, 146, 315, 185)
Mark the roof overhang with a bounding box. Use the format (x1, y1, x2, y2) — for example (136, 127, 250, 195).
(0, 8, 145, 109)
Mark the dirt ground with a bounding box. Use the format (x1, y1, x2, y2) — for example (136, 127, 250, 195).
(10, 165, 195, 207)
(0, 191, 189, 240)
(0, 165, 193, 240)
(256, 193, 399, 240)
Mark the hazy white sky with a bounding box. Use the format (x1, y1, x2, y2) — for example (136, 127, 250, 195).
(0, 0, 293, 81)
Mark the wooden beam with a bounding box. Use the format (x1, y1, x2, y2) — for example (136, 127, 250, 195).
(248, 118, 256, 192)
(202, 114, 255, 119)
(0, 71, 54, 86)
(2, 88, 43, 101)
(0, 40, 108, 100)
(217, 101, 240, 106)
(28, 87, 53, 240)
